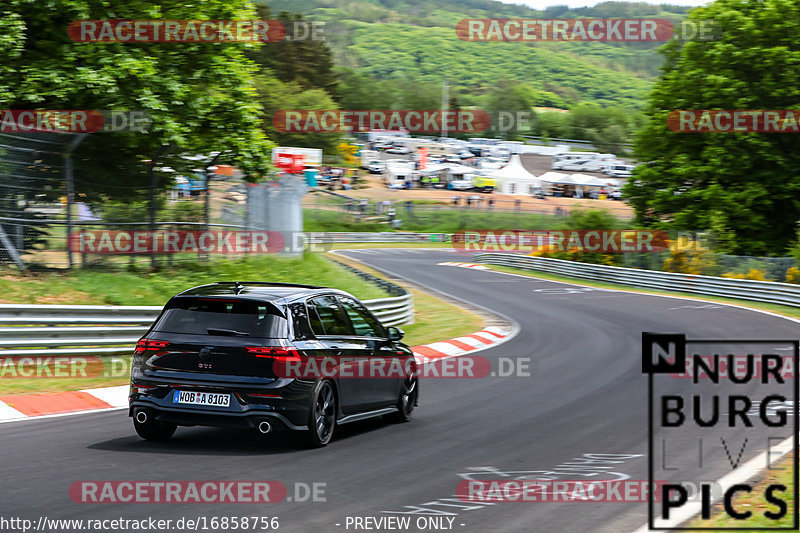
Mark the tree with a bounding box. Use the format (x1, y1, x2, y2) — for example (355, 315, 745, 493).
(256, 73, 342, 154)
(246, 6, 339, 96)
(335, 69, 397, 109)
(707, 210, 737, 255)
(625, 0, 800, 255)
(2, 0, 274, 207)
(482, 81, 534, 140)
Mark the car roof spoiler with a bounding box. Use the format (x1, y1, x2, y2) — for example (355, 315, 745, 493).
(169, 294, 287, 318)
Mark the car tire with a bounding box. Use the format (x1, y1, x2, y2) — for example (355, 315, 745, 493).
(306, 380, 337, 448)
(133, 419, 177, 441)
(387, 376, 418, 423)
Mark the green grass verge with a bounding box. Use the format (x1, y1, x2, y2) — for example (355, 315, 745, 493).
(688, 455, 795, 529)
(0, 253, 388, 306)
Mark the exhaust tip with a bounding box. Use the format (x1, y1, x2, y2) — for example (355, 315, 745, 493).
(258, 420, 272, 434)
(135, 410, 148, 424)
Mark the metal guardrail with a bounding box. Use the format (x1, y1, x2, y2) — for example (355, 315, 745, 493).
(475, 253, 800, 309)
(326, 256, 415, 327)
(306, 232, 448, 244)
(0, 304, 159, 356)
(363, 294, 414, 327)
(0, 277, 415, 356)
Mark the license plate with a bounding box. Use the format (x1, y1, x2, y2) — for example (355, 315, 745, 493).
(172, 390, 231, 407)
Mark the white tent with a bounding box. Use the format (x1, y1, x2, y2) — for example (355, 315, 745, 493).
(563, 173, 607, 198)
(488, 154, 541, 195)
(567, 173, 606, 187)
(538, 171, 573, 184)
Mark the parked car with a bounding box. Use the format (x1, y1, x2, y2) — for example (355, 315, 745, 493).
(366, 160, 386, 174)
(385, 159, 415, 169)
(129, 282, 418, 448)
(492, 148, 511, 161)
(552, 152, 616, 171)
(386, 146, 411, 155)
(457, 150, 475, 160)
(605, 164, 635, 178)
(447, 177, 473, 190)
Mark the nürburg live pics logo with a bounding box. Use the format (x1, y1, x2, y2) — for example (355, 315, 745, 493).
(642, 332, 799, 529)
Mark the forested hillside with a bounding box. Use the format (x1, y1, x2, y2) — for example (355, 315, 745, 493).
(261, 0, 692, 108)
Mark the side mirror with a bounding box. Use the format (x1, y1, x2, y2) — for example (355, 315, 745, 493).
(387, 326, 404, 341)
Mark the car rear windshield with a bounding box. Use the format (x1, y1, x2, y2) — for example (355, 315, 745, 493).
(152, 298, 287, 337)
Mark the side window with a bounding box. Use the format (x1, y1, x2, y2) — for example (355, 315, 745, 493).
(307, 296, 352, 336)
(288, 303, 314, 341)
(308, 306, 324, 336)
(339, 297, 385, 338)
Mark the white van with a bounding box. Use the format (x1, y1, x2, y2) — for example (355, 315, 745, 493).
(361, 149, 380, 168)
(605, 164, 636, 178)
(552, 152, 616, 171)
(386, 167, 413, 189)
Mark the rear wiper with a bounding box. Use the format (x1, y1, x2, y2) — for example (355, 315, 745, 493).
(207, 328, 250, 337)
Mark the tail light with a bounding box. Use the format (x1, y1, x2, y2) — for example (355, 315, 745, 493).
(245, 347, 302, 362)
(133, 384, 156, 394)
(134, 339, 170, 354)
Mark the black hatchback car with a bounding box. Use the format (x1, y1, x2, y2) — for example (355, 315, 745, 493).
(129, 282, 418, 447)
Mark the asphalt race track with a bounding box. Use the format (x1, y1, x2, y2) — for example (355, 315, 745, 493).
(2, 249, 798, 533)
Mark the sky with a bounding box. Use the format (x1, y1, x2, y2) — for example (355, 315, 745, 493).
(498, 0, 710, 8)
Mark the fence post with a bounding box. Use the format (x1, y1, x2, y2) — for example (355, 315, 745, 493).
(81, 224, 87, 267)
(148, 160, 157, 269)
(0, 224, 25, 270)
(63, 134, 86, 269)
(202, 153, 221, 264)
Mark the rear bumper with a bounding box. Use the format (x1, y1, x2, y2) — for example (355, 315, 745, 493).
(129, 402, 307, 431)
(128, 379, 314, 431)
